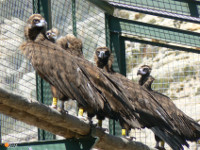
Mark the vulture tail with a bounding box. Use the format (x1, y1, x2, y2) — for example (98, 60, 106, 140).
(151, 127, 189, 150)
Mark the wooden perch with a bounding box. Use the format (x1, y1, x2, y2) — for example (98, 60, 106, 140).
(0, 87, 155, 150)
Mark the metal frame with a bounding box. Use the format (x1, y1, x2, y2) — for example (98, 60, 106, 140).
(89, 0, 200, 24)
(109, 16, 200, 53)
(72, 0, 77, 36)
(102, 0, 200, 135)
(87, 0, 115, 15)
(109, 1, 200, 24)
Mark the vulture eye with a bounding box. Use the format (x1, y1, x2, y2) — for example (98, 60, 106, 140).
(33, 19, 40, 23)
(105, 51, 110, 56)
(46, 32, 50, 36)
(143, 68, 148, 72)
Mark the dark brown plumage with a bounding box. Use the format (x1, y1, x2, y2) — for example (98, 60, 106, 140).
(137, 65, 154, 91)
(20, 14, 200, 150)
(56, 34, 83, 58)
(94, 47, 200, 150)
(94, 47, 114, 73)
(94, 47, 132, 133)
(45, 28, 68, 110)
(137, 65, 165, 149)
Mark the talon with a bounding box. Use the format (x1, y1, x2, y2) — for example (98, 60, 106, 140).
(97, 120, 102, 127)
(124, 136, 136, 141)
(155, 147, 166, 150)
(50, 105, 57, 109)
(57, 108, 67, 114)
(78, 115, 87, 121)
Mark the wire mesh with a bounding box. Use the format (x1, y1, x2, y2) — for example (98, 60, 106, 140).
(109, 0, 200, 18)
(125, 40, 200, 150)
(0, 0, 38, 144)
(0, 0, 200, 148)
(50, 0, 107, 131)
(109, 15, 200, 51)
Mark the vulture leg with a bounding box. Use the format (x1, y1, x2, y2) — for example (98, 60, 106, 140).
(97, 114, 105, 128)
(77, 104, 87, 121)
(78, 107, 84, 117)
(155, 134, 165, 150)
(87, 113, 95, 125)
(57, 100, 67, 114)
(121, 128, 127, 136)
(78, 108, 87, 121)
(50, 97, 58, 109)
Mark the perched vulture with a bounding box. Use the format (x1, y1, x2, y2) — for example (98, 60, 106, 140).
(46, 28, 65, 110)
(94, 47, 114, 73)
(46, 28, 83, 113)
(94, 47, 131, 133)
(21, 14, 136, 125)
(94, 47, 200, 150)
(56, 33, 87, 119)
(137, 65, 165, 149)
(56, 34, 83, 58)
(46, 28, 59, 43)
(20, 14, 200, 150)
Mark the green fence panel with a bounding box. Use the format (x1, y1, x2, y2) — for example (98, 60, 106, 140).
(109, 16, 200, 53)
(108, 0, 200, 22)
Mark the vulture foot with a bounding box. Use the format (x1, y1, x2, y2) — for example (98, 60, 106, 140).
(49, 104, 57, 109)
(155, 146, 166, 150)
(124, 136, 136, 141)
(57, 107, 68, 114)
(78, 115, 87, 121)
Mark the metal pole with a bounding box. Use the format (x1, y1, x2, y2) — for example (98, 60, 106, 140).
(72, 0, 77, 37)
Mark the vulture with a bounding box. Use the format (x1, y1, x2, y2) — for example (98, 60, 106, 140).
(46, 28, 63, 110)
(94, 47, 130, 134)
(93, 47, 200, 149)
(137, 65, 165, 149)
(56, 34, 85, 116)
(56, 33, 89, 120)
(46, 28, 83, 114)
(20, 14, 200, 150)
(46, 28, 59, 43)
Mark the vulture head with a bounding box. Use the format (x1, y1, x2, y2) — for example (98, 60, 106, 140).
(95, 47, 112, 69)
(46, 28, 59, 43)
(137, 65, 152, 76)
(25, 14, 47, 41)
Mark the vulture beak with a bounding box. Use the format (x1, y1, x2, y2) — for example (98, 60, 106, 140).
(98, 51, 106, 59)
(52, 33, 57, 40)
(36, 19, 47, 27)
(137, 68, 146, 75)
(137, 70, 141, 76)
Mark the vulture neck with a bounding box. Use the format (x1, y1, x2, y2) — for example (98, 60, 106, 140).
(97, 58, 109, 69)
(25, 26, 46, 41)
(139, 73, 150, 86)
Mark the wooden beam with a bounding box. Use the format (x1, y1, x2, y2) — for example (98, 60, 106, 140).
(0, 87, 156, 150)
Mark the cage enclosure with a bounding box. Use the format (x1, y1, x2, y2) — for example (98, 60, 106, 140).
(0, 0, 200, 149)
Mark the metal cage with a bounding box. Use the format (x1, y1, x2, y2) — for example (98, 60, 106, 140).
(0, 0, 200, 149)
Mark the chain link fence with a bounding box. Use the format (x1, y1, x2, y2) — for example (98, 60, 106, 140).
(0, 0, 38, 144)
